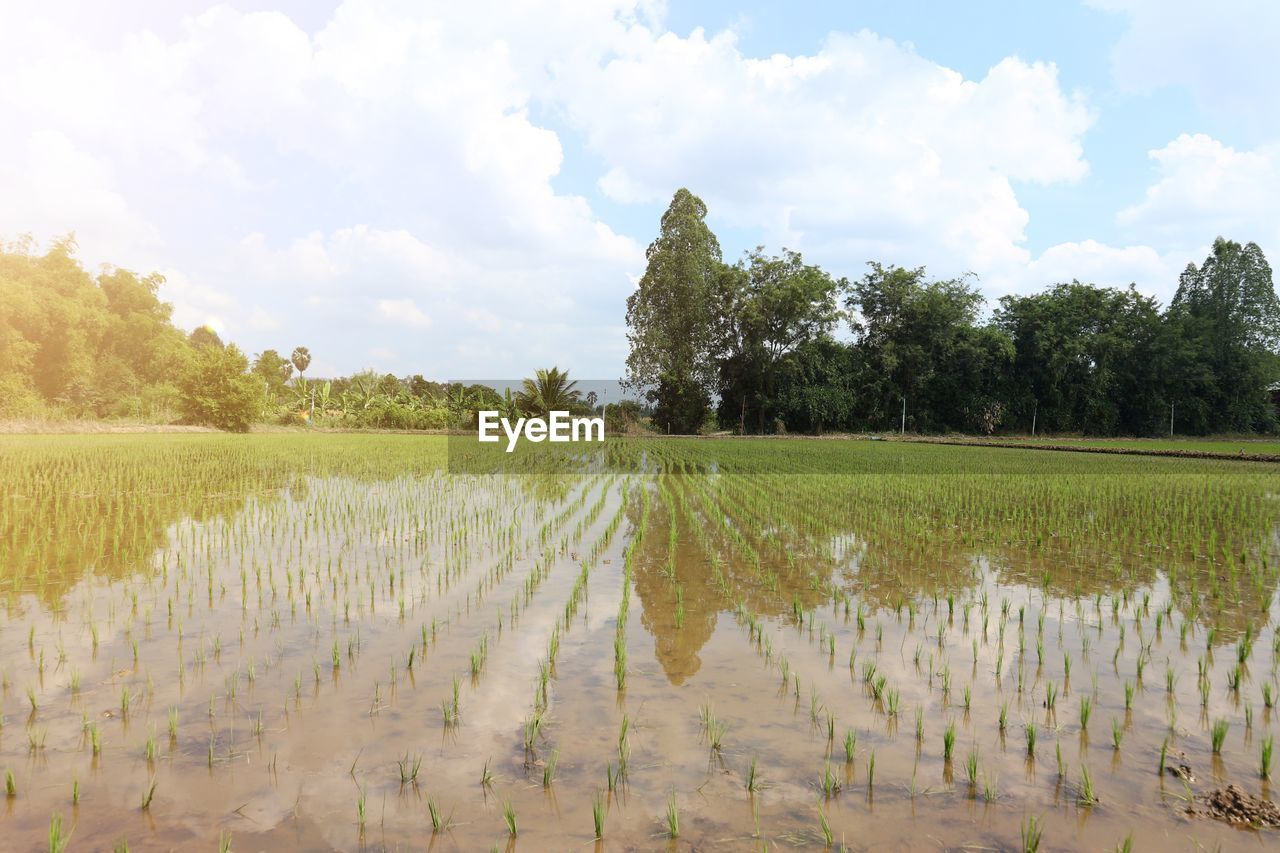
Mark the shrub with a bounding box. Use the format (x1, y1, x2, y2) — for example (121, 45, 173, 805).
(178, 344, 262, 432)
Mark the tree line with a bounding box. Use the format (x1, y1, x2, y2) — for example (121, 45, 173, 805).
(0, 241, 631, 432)
(625, 189, 1280, 435)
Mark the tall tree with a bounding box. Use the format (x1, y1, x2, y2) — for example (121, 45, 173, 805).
(251, 349, 292, 400)
(1166, 238, 1280, 432)
(996, 282, 1166, 435)
(624, 188, 722, 433)
(715, 248, 844, 432)
(846, 264, 1005, 432)
(290, 346, 311, 380)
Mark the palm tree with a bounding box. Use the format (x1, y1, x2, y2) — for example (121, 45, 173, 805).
(291, 346, 313, 418)
(517, 368, 581, 417)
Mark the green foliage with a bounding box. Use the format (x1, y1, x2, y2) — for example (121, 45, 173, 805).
(626, 194, 1279, 437)
(849, 263, 1012, 434)
(997, 282, 1169, 435)
(290, 346, 311, 376)
(1166, 238, 1280, 433)
(517, 368, 582, 417)
(178, 344, 263, 432)
(624, 188, 722, 433)
(0, 237, 190, 420)
(714, 248, 844, 433)
(252, 349, 294, 399)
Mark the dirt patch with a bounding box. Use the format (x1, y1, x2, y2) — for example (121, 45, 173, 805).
(1193, 785, 1280, 828)
(1165, 760, 1195, 784)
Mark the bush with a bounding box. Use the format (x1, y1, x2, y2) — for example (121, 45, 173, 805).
(0, 373, 51, 419)
(178, 344, 263, 432)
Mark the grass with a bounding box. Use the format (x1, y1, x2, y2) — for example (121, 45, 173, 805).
(820, 760, 842, 796)
(502, 798, 517, 837)
(427, 796, 450, 832)
(1021, 814, 1043, 852)
(49, 812, 71, 853)
(666, 791, 679, 838)
(1211, 718, 1229, 754)
(1078, 765, 1099, 806)
(140, 778, 158, 810)
(397, 752, 423, 786)
(592, 790, 605, 839)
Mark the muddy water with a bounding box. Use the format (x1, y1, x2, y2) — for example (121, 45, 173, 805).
(2, 437, 1279, 850)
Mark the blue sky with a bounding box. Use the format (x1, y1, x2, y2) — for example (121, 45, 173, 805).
(1, 1, 1277, 379)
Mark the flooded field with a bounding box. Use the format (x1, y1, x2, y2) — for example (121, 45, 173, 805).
(2, 434, 1279, 850)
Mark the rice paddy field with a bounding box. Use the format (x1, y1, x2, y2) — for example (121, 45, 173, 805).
(929, 436, 1280, 458)
(2, 434, 1280, 850)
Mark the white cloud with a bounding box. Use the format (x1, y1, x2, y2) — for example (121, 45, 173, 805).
(0, 130, 162, 270)
(375, 298, 432, 329)
(999, 131, 1280, 307)
(10, 1, 1258, 376)
(554, 29, 1092, 278)
(1016, 239, 1182, 304)
(0, 1, 646, 376)
(1087, 0, 1280, 133)
(1117, 134, 1280, 249)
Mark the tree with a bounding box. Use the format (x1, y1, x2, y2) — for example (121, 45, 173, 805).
(179, 343, 263, 432)
(0, 237, 190, 418)
(517, 367, 581, 417)
(846, 264, 1005, 432)
(772, 337, 856, 433)
(1166, 238, 1280, 433)
(624, 188, 722, 433)
(715, 248, 843, 432)
(189, 325, 224, 349)
(407, 374, 441, 398)
(290, 346, 311, 379)
(252, 349, 292, 400)
(996, 282, 1164, 435)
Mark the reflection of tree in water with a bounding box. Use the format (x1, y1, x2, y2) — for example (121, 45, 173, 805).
(626, 461, 1280, 665)
(835, 519, 1280, 642)
(632, 532, 716, 685)
(627, 475, 835, 685)
(0, 436, 443, 611)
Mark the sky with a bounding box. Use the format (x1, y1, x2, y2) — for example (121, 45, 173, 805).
(2, 0, 1278, 380)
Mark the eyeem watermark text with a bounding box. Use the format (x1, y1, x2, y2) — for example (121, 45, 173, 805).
(478, 410, 605, 452)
